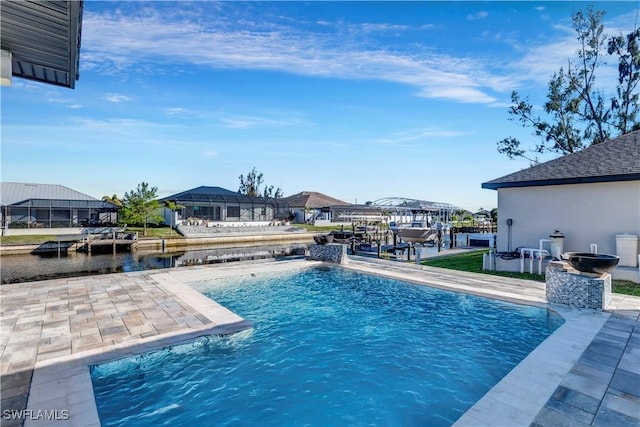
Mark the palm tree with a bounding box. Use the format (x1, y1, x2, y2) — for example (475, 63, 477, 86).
(102, 194, 122, 207)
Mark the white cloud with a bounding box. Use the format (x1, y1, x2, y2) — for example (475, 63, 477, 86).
(103, 93, 133, 103)
(80, 6, 631, 107)
(418, 86, 497, 104)
(165, 107, 190, 116)
(81, 11, 504, 105)
(360, 23, 409, 32)
(220, 115, 304, 129)
(45, 90, 84, 108)
(375, 127, 469, 145)
(467, 11, 489, 21)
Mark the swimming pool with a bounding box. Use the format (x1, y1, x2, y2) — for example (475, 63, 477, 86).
(90, 266, 564, 426)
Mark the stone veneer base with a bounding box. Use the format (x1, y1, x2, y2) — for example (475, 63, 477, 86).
(545, 261, 611, 310)
(308, 243, 347, 264)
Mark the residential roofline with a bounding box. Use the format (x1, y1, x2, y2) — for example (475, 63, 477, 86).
(481, 173, 640, 190)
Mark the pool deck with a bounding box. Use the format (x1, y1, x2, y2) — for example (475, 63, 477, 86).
(1, 256, 638, 426)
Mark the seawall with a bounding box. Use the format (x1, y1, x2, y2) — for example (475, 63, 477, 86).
(0, 232, 317, 255)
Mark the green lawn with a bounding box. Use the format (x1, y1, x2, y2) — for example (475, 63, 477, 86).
(422, 250, 640, 297)
(0, 226, 182, 245)
(0, 234, 60, 245)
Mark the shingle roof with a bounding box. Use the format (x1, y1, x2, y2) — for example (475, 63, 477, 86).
(164, 186, 241, 199)
(0, 182, 99, 206)
(159, 186, 277, 204)
(482, 130, 640, 189)
(279, 191, 349, 208)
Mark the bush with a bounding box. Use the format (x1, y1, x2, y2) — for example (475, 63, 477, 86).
(8, 221, 29, 229)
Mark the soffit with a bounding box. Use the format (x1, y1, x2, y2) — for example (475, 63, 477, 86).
(1, 0, 83, 88)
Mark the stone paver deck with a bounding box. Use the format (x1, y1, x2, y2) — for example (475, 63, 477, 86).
(0, 268, 252, 427)
(1, 256, 639, 426)
(531, 313, 640, 427)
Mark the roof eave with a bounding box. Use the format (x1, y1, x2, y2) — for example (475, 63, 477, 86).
(482, 173, 640, 190)
(1, 0, 83, 89)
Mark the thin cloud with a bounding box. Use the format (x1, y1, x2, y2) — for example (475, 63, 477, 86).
(165, 107, 191, 116)
(418, 86, 497, 104)
(467, 11, 489, 21)
(81, 5, 629, 107)
(360, 23, 409, 32)
(375, 128, 469, 145)
(45, 92, 82, 109)
(220, 115, 304, 129)
(81, 11, 503, 105)
(103, 93, 133, 103)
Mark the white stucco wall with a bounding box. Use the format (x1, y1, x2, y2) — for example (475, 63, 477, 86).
(495, 181, 640, 257)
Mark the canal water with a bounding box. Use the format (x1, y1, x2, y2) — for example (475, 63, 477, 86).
(0, 243, 309, 284)
(1, 232, 492, 284)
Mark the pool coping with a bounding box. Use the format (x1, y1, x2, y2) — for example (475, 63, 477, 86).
(19, 260, 318, 427)
(12, 257, 638, 426)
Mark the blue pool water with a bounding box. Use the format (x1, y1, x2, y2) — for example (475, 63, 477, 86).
(91, 266, 564, 426)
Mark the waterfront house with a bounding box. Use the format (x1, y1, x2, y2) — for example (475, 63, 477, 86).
(159, 186, 290, 226)
(279, 191, 349, 224)
(482, 130, 640, 281)
(0, 182, 119, 235)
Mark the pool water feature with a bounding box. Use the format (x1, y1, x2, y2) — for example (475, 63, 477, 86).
(90, 266, 564, 426)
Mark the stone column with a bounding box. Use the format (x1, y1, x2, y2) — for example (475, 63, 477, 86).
(309, 244, 348, 264)
(545, 261, 611, 310)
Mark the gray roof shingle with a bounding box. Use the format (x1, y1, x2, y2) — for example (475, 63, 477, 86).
(159, 186, 279, 204)
(482, 130, 640, 189)
(280, 191, 349, 208)
(0, 182, 100, 206)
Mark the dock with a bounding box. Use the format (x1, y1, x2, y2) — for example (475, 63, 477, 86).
(78, 228, 138, 254)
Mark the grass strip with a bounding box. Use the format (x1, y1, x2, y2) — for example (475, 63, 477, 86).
(422, 250, 640, 297)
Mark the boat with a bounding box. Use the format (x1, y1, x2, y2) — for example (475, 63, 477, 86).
(395, 221, 439, 244)
(390, 213, 448, 245)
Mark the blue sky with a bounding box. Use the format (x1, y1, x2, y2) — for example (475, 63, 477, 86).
(2, 1, 637, 211)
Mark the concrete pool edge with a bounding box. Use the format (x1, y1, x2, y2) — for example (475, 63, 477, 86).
(340, 258, 613, 426)
(24, 319, 253, 427)
(453, 307, 610, 426)
(20, 260, 317, 427)
(17, 258, 631, 426)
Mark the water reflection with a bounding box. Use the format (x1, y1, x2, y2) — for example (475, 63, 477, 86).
(1, 243, 309, 284)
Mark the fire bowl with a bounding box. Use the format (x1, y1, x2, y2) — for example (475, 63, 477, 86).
(563, 252, 620, 274)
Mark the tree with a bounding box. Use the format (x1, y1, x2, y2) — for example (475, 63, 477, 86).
(497, 7, 639, 163)
(120, 182, 163, 236)
(238, 167, 283, 198)
(608, 27, 640, 133)
(164, 200, 185, 236)
(489, 208, 498, 224)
